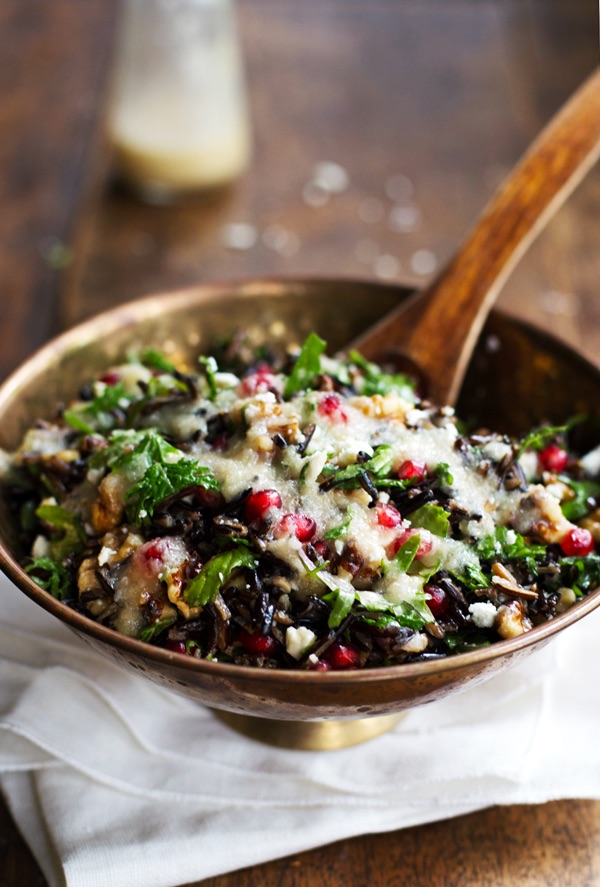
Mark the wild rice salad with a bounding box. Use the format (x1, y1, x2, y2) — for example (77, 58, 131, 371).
(2, 333, 600, 670)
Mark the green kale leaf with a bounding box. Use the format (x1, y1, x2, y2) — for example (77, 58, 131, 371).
(409, 504, 450, 538)
(322, 445, 393, 490)
(323, 584, 430, 630)
(183, 549, 258, 607)
(560, 554, 600, 596)
(393, 534, 420, 572)
(35, 503, 86, 560)
(476, 526, 546, 572)
(138, 616, 177, 642)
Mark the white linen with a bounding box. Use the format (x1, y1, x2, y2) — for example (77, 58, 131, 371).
(1, 570, 599, 887)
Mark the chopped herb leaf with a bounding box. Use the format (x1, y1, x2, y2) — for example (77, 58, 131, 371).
(348, 350, 416, 400)
(88, 429, 149, 470)
(283, 332, 326, 398)
(139, 349, 177, 374)
(125, 459, 219, 525)
(517, 417, 582, 459)
(323, 512, 352, 540)
(64, 382, 133, 435)
(25, 556, 72, 600)
(558, 475, 600, 522)
(111, 429, 183, 476)
(198, 355, 218, 400)
(454, 561, 489, 590)
(435, 462, 454, 487)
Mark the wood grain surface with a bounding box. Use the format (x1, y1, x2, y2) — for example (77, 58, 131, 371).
(1, 1, 600, 885)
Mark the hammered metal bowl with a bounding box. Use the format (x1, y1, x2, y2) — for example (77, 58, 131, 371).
(1, 279, 599, 747)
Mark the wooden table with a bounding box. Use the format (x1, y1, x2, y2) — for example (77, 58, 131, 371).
(1, 1, 599, 883)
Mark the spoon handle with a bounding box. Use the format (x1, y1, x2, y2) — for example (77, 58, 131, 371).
(350, 67, 600, 406)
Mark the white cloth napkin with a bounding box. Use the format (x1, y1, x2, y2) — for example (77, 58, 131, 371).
(1, 570, 599, 887)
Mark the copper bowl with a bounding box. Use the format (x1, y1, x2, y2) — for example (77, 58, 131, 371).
(1, 279, 599, 748)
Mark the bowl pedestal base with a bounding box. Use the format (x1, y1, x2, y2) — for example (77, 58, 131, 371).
(215, 711, 406, 750)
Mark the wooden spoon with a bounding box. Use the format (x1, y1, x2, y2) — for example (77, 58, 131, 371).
(349, 67, 600, 406)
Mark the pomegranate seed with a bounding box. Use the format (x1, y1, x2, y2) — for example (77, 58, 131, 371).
(194, 486, 224, 509)
(318, 393, 348, 423)
(165, 639, 187, 655)
(244, 489, 283, 523)
(139, 538, 171, 575)
(312, 539, 330, 559)
(239, 630, 278, 656)
(275, 513, 316, 542)
(240, 364, 276, 396)
(397, 460, 427, 482)
(310, 659, 331, 671)
(389, 528, 433, 560)
(376, 502, 402, 528)
(323, 642, 362, 670)
(539, 443, 569, 473)
(560, 527, 595, 557)
(211, 432, 229, 452)
(425, 584, 447, 618)
(99, 371, 121, 386)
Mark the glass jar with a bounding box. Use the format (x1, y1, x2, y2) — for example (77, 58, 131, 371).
(106, 0, 251, 202)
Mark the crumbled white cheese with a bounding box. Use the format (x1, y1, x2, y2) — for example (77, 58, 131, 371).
(545, 482, 567, 501)
(400, 632, 428, 654)
(31, 535, 51, 558)
(405, 409, 428, 427)
(285, 626, 316, 660)
(110, 363, 153, 395)
(518, 451, 539, 481)
(98, 546, 117, 567)
(469, 601, 497, 628)
(303, 450, 328, 484)
(481, 440, 512, 463)
(86, 466, 105, 485)
(214, 372, 239, 390)
(19, 426, 68, 457)
(582, 444, 600, 477)
(383, 572, 426, 605)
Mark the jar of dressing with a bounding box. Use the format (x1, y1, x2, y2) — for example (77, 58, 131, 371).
(107, 0, 251, 202)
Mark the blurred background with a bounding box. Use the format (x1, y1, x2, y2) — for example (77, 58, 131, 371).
(1, 0, 598, 384)
(1, 1, 599, 883)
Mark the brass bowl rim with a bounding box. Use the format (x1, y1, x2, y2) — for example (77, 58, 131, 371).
(1, 276, 600, 687)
